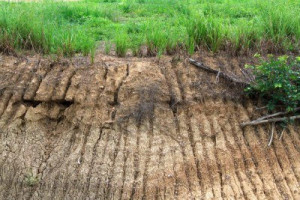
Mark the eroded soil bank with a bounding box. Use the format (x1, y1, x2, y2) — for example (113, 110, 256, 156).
(0, 53, 300, 199)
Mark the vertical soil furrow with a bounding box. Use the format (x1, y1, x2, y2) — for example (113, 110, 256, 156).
(227, 102, 267, 199)
(288, 126, 300, 154)
(167, 107, 191, 199)
(163, 61, 196, 199)
(0, 123, 27, 199)
(171, 62, 194, 102)
(0, 88, 12, 117)
(0, 62, 35, 126)
(160, 128, 177, 199)
(37, 124, 78, 181)
(20, 121, 61, 200)
(84, 126, 103, 198)
(1, 100, 26, 128)
(0, 93, 13, 119)
(189, 110, 215, 199)
(210, 112, 242, 199)
(237, 105, 283, 199)
(197, 109, 222, 199)
(185, 110, 204, 195)
(178, 108, 202, 199)
(0, 62, 28, 117)
(34, 65, 62, 102)
(58, 125, 91, 199)
(51, 66, 76, 101)
(129, 126, 141, 200)
(159, 62, 182, 105)
(11, 62, 37, 103)
(261, 126, 300, 199)
(112, 64, 129, 106)
(19, 59, 41, 99)
(119, 122, 130, 200)
(0, 63, 30, 188)
(120, 119, 138, 199)
(139, 126, 153, 200)
(221, 102, 258, 200)
(23, 62, 51, 101)
(142, 107, 163, 199)
(65, 69, 80, 102)
(89, 128, 110, 200)
(70, 125, 95, 198)
(51, 125, 86, 199)
(92, 128, 119, 199)
(90, 65, 108, 108)
(73, 70, 91, 104)
(106, 126, 126, 199)
(245, 105, 295, 199)
(281, 129, 300, 183)
(131, 120, 153, 199)
(171, 143, 190, 200)
(85, 67, 107, 106)
(104, 125, 123, 199)
(103, 64, 127, 105)
(2, 55, 300, 199)
(170, 62, 185, 102)
(7, 119, 50, 199)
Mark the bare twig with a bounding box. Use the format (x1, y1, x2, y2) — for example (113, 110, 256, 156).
(241, 115, 300, 127)
(255, 106, 268, 110)
(256, 107, 300, 121)
(189, 58, 249, 86)
(240, 68, 255, 82)
(215, 70, 220, 83)
(268, 123, 275, 146)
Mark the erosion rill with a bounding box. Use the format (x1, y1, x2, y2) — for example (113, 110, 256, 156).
(0, 54, 300, 199)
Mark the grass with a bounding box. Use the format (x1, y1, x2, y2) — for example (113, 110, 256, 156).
(0, 0, 299, 57)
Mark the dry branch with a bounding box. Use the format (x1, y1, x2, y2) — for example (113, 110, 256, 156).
(241, 115, 300, 127)
(189, 58, 249, 86)
(256, 107, 300, 121)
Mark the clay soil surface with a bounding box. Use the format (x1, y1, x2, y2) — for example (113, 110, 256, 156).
(0, 53, 300, 199)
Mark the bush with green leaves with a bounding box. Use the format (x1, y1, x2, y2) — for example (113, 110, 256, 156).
(245, 55, 300, 112)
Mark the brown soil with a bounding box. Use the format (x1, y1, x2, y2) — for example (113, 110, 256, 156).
(0, 53, 299, 199)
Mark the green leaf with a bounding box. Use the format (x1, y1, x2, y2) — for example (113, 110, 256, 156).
(274, 83, 282, 88)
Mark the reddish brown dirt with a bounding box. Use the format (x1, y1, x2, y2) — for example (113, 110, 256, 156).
(0, 53, 299, 199)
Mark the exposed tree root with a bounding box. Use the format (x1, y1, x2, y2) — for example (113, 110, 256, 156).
(241, 115, 300, 127)
(256, 107, 300, 121)
(268, 123, 275, 146)
(188, 58, 249, 86)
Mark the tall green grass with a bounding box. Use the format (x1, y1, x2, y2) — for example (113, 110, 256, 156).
(0, 1, 96, 56)
(0, 0, 299, 57)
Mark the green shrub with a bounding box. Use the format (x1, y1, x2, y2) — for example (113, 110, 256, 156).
(245, 55, 300, 112)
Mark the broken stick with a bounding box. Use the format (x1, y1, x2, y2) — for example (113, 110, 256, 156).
(241, 115, 300, 127)
(256, 107, 300, 121)
(188, 58, 249, 86)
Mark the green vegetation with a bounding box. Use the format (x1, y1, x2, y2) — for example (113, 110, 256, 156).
(246, 55, 300, 112)
(0, 0, 300, 57)
(24, 173, 39, 187)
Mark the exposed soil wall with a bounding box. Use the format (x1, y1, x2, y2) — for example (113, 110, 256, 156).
(0, 54, 299, 199)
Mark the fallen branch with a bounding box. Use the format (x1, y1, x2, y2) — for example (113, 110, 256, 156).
(256, 107, 300, 121)
(255, 106, 268, 110)
(189, 58, 249, 86)
(241, 115, 300, 127)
